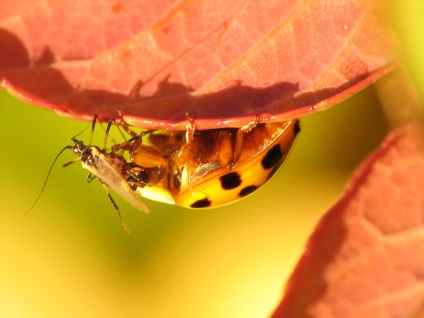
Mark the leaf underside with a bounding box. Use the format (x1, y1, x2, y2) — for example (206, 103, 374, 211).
(0, 0, 396, 129)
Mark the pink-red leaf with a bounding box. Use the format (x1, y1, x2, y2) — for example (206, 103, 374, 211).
(0, 0, 395, 129)
(272, 123, 424, 317)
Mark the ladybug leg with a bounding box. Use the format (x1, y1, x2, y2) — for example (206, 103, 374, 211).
(218, 130, 235, 168)
(129, 137, 168, 168)
(126, 139, 169, 190)
(241, 115, 259, 133)
(185, 114, 195, 144)
(233, 115, 259, 164)
(177, 114, 197, 168)
(111, 137, 135, 153)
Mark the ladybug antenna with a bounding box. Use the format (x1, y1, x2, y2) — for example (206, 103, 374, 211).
(25, 145, 73, 215)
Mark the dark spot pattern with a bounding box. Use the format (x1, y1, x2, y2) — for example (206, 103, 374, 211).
(220, 172, 242, 190)
(294, 120, 301, 135)
(261, 145, 283, 170)
(190, 197, 212, 208)
(173, 173, 181, 190)
(238, 185, 258, 197)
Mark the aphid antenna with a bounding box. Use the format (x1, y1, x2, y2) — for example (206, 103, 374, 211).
(25, 145, 74, 214)
(26, 116, 101, 215)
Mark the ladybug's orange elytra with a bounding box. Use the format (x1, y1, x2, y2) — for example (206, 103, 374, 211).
(127, 119, 300, 208)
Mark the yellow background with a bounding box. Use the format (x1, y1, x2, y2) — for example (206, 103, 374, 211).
(0, 2, 421, 317)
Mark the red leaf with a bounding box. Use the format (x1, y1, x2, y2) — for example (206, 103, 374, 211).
(271, 123, 424, 317)
(0, 0, 395, 129)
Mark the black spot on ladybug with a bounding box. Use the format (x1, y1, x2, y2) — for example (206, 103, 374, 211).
(220, 172, 242, 190)
(294, 120, 301, 135)
(190, 197, 212, 208)
(238, 185, 258, 197)
(261, 145, 283, 170)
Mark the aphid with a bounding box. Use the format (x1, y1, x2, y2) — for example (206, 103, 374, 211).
(120, 118, 300, 208)
(28, 115, 149, 232)
(70, 139, 149, 213)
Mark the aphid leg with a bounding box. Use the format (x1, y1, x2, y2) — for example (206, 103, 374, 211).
(102, 183, 130, 234)
(120, 121, 139, 138)
(112, 121, 140, 152)
(111, 122, 153, 153)
(86, 172, 97, 183)
(71, 114, 99, 145)
(113, 124, 129, 144)
(62, 157, 81, 168)
(233, 115, 260, 164)
(111, 139, 132, 153)
(93, 118, 122, 146)
(88, 114, 98, 146)
(120, 121, 154, 144)
(102, 118, 115, 150)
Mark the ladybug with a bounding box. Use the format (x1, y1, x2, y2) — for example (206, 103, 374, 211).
(29, 116, 299, 231)
(117, 118, 300, 208)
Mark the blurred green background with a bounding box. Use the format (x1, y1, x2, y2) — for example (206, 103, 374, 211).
(0, 2, 422, 318)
